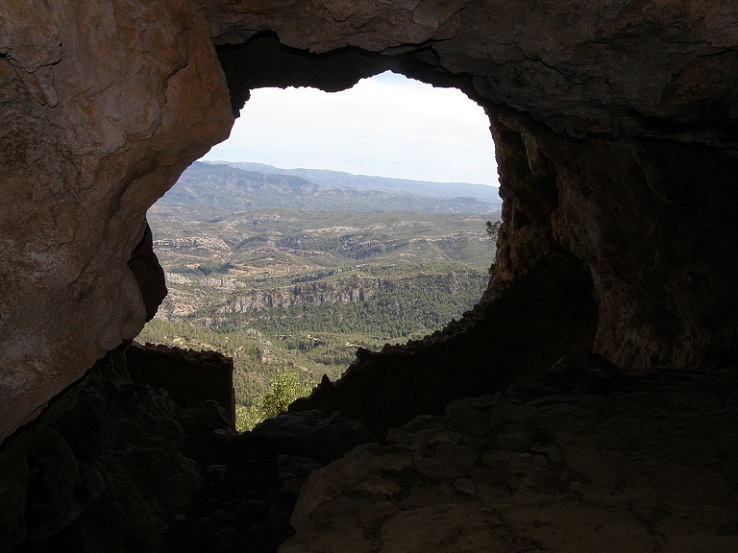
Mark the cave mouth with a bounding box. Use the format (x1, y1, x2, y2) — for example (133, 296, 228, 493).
(139, 58, 502, 431)
(4, 8, 738, 553)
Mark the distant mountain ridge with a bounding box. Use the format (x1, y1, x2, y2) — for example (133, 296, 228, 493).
(189, 161, 502, 211)
(157, 162, 497, 215)
(145, 163, 500, 412)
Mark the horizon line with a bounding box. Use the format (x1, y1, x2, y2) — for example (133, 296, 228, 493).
(199, 159, 500, 189)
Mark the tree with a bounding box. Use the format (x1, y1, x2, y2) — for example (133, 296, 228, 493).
(485, 220, 501, 242)
(485, 220, 501, 275)
(258, 371, 314, 420)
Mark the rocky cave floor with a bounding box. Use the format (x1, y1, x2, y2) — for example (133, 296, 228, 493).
(5, 352, 738, 553)
(158, 408, 375, 553)
(157, 430, 301, 553)
(160, 354, 738, 553)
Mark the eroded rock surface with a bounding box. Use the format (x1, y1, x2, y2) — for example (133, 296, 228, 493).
(282, 364, 738, 553)
(0, 0, 233, 443)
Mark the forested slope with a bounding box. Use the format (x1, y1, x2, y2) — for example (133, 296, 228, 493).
(140, 164, 500, 428)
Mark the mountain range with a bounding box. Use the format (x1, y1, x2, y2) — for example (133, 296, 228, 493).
(143, 160, 500, 415)
(156, 161, 501, 216)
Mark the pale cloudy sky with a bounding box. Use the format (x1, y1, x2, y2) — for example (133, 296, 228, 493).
(202, 71, 499, 187)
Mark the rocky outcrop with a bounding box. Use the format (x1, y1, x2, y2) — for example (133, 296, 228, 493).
(0, 346, 205, 553)
(0, 0, 233, 444)
(282, 361, 738, 553)
(219, 279, 379, 313)
(155, 237, 231, 252)
(127, 342, 236, 426)
(128, 224, 168, 322)
(0, 344, 373, 553)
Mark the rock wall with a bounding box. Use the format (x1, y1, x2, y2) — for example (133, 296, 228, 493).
(1, 0, 737, 444)
(0, 346, 206, 553)
(492, 113, 738, 369)
(0, 0, 233, 443)
(218, 278, 380, 313)
(127, 342, 236, 426)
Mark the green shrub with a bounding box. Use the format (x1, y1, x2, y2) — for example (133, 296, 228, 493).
(197, 262, 233, 275)
(258, 371, 314, 421)
(235, 404, 261, 432)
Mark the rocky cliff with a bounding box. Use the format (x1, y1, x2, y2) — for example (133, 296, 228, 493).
(0, 0, 233, 443)
(219, 279, 379, 314)
(1, 1, 738, 551)
(216, 272, 480, 314)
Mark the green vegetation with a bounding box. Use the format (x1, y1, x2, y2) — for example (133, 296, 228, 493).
(139, 170, 501, 431)
(136, 319, 324, 407)
(233, 372, 315, 432)
(197, 262, 234, 275)
(258, 372, 314, 420)
(486, 220, 501, 242)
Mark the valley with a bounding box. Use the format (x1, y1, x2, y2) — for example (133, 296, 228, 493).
(139, 163, 501, 429)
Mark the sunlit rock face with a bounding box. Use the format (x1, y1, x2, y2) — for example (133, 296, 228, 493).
(0, 0, 233, 443)
(1, 0, 737, 445)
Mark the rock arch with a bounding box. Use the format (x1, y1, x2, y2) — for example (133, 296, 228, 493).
(1, 0, 738, 443)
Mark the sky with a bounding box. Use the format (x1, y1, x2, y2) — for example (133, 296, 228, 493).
(202, 71, 499, 187)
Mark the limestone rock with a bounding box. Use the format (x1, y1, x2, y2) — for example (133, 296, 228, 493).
(0, 0, 233, 444)
(127, 223, 167, 322)
(282, 368, 738, 553)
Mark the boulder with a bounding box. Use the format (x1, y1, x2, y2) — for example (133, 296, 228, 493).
(252, 409, 376, 463)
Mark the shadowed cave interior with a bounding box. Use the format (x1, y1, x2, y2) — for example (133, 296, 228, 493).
(1, 3, 738, 552)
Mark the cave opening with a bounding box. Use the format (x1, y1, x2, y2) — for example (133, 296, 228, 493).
(4, 7, 738, 553)
(137, 52, 503, 431)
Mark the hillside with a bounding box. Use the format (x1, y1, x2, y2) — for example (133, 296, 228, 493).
(142, 163, 500, 429)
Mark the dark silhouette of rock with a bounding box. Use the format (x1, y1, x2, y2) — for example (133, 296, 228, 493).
(252, 409, 376, 463)
(128, 223, 168, 322)
(284, 366, 738, 553)
(126, 342, 236, 427)
(0, 347, 203, 553)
